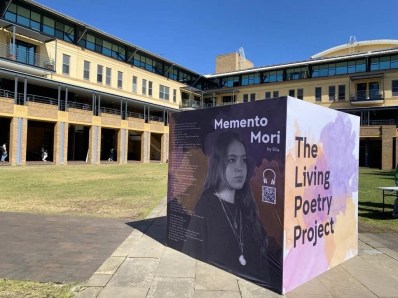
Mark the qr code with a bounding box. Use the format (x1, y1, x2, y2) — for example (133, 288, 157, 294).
(262, 186, 276, 204)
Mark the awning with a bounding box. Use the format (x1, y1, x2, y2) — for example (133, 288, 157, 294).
(350, 73, 384, 80)
(0, 20, 55, 43)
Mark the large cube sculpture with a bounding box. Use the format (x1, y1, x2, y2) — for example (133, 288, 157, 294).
(166, 97, 359, 294)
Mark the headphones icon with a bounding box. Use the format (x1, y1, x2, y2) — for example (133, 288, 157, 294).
(263, 169, 276, 185)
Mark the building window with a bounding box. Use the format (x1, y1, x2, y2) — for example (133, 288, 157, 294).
(338, 85, 346, 100)
(16, 6, 30, 27)
(371, 55, 398, 71)
(243, 94, 249, 102)
(286, 67, 308, 80)
(250, 93, 256, 101)
(263, 70, 283, 83)
(142, 79, 147, 95)
(273, 91, 279, 98)
(392, 80, 398, 96)
(117, 71, 123, 89)
(132, 76, 138, 93)
(222, 76, 240, 87)
(148, 81, 153, 96)
(83, 60, 90, 80)
(315, 87, 322, 101)
(242, 74, 260, 86)
(4, 3, 77, 45)
(289, 89, 295, 97)
(12, 40, 36, 66)
(4, 3, 17, 23)
(43, 16, 55, 36)
(313, 59, 366, 77)
(328, 86, 336, 101)
(369, 82, 380, 99)
(167, 68, 178, 81)
(222, 95, 236, 104)
(297, 89, 303, 100)
(159, 85, 170, 100)
(97, 65, 103, 83)
(312, 64, 332, 77)
(265, 91, 271, 99)
(62, 54, 70, 75)
(173, 89, 177, 103)
(106, 67, 111, 86)
(85, 34, 95, 51)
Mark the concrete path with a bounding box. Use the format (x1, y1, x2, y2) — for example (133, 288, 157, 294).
(0, 212, 132, 283)
(75, 197, 398, 298)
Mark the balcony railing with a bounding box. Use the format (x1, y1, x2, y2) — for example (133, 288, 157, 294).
(362, 119, 396, 126)
(100, 107, 120, 115)
(149, 115, 164, 122)
(0, 43, 55, 70)
(180, 100, 200, 109)
(0, 89, 15, 99)
(27, 94, 57, 106)
(350, 90, 384, 102)
(62, 101, 92, 111)
(220, 101, 235, 106)
(126, 111, 144, 119)
(0, 88, 145, 120)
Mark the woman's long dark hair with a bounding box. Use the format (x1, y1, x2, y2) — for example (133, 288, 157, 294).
(202, 131, 268, 255)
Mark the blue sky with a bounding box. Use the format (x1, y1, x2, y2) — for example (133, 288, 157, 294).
(34, 0, 398, 75)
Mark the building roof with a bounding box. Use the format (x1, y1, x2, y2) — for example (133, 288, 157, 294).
(311, 39, 398, 59)
(205, 40, 398, 79)
(23, 0, 200, 77)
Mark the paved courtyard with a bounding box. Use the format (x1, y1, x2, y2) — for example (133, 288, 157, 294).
(1, 199, 398, 297)
(0, 212, 133, 282)
(75, 198, 398, 297)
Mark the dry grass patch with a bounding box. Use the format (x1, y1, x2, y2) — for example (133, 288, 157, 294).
(0, 279, 77, 298)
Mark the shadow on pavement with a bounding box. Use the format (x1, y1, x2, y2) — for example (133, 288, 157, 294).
(126, 216, 167, 245)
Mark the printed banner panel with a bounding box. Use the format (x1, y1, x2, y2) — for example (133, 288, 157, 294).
(283, 97, 360, 293)
(166, 99, 287, 293)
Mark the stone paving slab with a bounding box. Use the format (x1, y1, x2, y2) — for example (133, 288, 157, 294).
(74, 286, 103, 298)
(0, 212, 133, 282)
(96, 256, 126, 275)
(317, 266, 377, 298)
(341, 254, 398, 297)
(106, 258, 159, 288)
(129, 235, 166, 258)
(363, 233, 398, 250)
(238, 278, 281, 298)
(194, 290, 242, 298)
(155, 247, 196, 278)
(85, 274, 113, 287)
(146, 277, 195, 298)
(195, 261, 239, 292)
(97, 287, 148, 298)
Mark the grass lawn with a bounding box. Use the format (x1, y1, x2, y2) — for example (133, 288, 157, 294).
(0, 164, 396, 230)
(0, 164, 397, 297)
(0, 163, 168, 219)
(358, 167, 398, 232)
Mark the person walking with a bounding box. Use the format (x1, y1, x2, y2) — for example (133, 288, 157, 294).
(1, 143, 7, 162)
(41, 146, 48, 162)
(108, 148, 115, 161)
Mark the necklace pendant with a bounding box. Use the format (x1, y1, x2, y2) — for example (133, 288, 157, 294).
(239, 254, 246, 266)
(234, 222, 238, 229)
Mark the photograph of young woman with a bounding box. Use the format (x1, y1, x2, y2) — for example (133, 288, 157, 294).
(183, 131, 281, 287)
